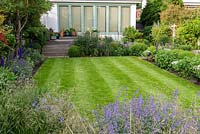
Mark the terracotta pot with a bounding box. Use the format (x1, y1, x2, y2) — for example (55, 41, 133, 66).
(60, 31, 64, 37)
(71, 31, 76, 36)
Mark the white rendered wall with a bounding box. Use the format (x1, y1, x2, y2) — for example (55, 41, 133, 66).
(41, 3, 59, 32)
(130, 4, 136, 28)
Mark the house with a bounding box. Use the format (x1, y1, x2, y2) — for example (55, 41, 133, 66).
(183, 0, 200, 8)
(41, 0, 141, 40)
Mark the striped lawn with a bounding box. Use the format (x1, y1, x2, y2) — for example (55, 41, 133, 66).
(34, 57, 200, 116)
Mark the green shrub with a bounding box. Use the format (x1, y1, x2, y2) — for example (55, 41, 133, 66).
(171, 57, 192, 78)
(32, 42, 41, 50)
(172, 49, 194, 59)
(189, 56, 200, 81)
(155, 49, 195, 70)
(177, 45, 192, 51)
(74, 33, 99, 56)
(134, 39, 150, 47)
(155, 50, 177, 70)
(109, 41, 122, 56)
(129, 42, 147, 56)
(147, 46, 156, 55)
(68, 45, 81, 57)
(0, 67, 16, 90)
(122, 26, 142, 43)
(23, 49, 44, 65)
(142, 46, 157, 61)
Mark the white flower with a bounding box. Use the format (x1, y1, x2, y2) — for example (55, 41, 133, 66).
(171, 61, 179, 65)
(193, 65, 200, 70)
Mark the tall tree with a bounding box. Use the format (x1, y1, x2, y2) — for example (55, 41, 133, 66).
(140, 0, 167, 26)
(0, 0, 52, 46)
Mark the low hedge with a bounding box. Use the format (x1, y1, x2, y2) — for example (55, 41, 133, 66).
(68, 45, 81, 57)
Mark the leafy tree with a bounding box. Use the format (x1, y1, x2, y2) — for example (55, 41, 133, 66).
(160, 4, 194, 25)
(141, 0, 167, 26)
(0, 0, 52, 46)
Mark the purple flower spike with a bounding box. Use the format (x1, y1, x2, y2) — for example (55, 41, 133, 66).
(108, 124, 114, 134)
(173, 90, 179, 97)
(0, 57, 5, 67)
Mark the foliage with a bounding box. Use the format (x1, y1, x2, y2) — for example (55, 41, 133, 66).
(0, 85, 64, 133)
(152, 23, 172, 47)
(140, 0, 167, 26)
(155, 49, 200, 81)
(24, 26, 49, 49)
(177, 18, 200, 48)
(8, 58, 33, 78)
(141, 26, 153, 42)
(68, 45, 81, 57)
(129, 42, 147, 56)
(155, 49, 194, 70)
(142, 46, 157, 62)
(23, 49, 44, 66)
(74, 32, 99, 56)
(0, 67, 16, 90)
(168, 0, 183, 6)
(94, 90, 200, 134)
(160, 4, 193, 25)
(5, 33, 16, 46)
(177, 45, 192, 51)
(122, 26, 142, 42)
(0, 0, 52, 46)
(134, 39, 150, 46)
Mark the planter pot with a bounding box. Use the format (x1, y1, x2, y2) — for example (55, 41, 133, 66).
(55, 33, 60, 39)
(71, 31, 76, 36)
(65, 32, 70, 36)
(60, 32, 64, 37)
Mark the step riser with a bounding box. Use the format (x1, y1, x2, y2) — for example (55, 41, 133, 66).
(43, 39, 74, 57)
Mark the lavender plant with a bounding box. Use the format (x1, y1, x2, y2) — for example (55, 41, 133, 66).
(94, 90, 200, 134)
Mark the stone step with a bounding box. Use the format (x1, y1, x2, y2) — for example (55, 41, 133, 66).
(43, 38, 74, 57)
(43, 52, 67, 56)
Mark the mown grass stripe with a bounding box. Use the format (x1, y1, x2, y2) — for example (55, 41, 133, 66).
(90, 57, 143, 98)
(70, 58, 114, 115)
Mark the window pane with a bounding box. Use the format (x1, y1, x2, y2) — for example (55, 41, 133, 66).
(121, 7, 130, 32)
(85, 7, 93, 31)
(59, 7, 68, 31)
(72, 6, 81, 32)
(109, 7, 118, 32)
(97, 7, 106, 32)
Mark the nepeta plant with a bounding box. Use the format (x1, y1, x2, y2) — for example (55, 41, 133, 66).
(94, 90, 200, 134)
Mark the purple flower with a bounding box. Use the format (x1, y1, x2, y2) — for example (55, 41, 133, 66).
(59, 116, 65, 123)
(173, 90, 179, 97)
(0, 57, 5, 67)
(32, 101, 38, 107)
(108, 124, 114, 134)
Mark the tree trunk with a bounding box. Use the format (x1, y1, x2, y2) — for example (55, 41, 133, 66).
(16, 10, 21, 47)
